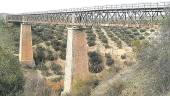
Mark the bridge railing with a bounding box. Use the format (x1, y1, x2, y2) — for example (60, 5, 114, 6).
(6, 2, 170, 23)
(17, 2, 170, 15)
(61, 2, 169, 12)
(89, 2, 169, 11)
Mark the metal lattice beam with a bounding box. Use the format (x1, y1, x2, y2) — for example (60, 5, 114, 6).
(6, 2, 170, 26)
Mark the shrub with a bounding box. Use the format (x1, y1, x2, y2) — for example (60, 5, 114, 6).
(87, 40, 96, 47)
(88, 51, 104, 73)
(56, 33, 65, 40)
(111, 36, 118, 41)
(72, 79, 100, 96)
(101, 37, 108, 44)
(107, 32, 114, 38)
(51, 40, 63, 51)
(86, 29, 96, 47)
(77, 26, 84, 31)
(131, 28, 138, 32)
(105, 54, 114, 66)
(139, 36, 145, 40)
(51, 76, 63, 82)
(59, 48, 66, 60)
(117, 40, 122, 49)
(96, 30, 108, 44)
(104, 43, 110, 49)
(134, 32, 140, 35)
(41, 32, 54, 41)
(144, 32, 150, 36)
(47, 50, 58, 61)
(41, 70, 52, 77)
(55, 25, 65, 32)
(50, 62, 62, 75)
(34, 46, 47, 65)
(129, 34, 135, 39)
(150, 29, 155, 32)
(87, 35, 95, 41)
(131, 40, 144, 51)
(32, 34, 43, 45)
(140, 29, 146, 33)
(32, 25, 43, 33)
(121, 54, 127, 59)
(45, 41, 51, 46)
(36, 63, 48, 71)
(125, 30, 132, 34)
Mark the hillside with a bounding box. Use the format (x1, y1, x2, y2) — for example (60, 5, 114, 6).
(0, 17, 24, 96)
(91, 18, 170, 96)
(0, 15, 170, 96)
(28, 22, 161, 96)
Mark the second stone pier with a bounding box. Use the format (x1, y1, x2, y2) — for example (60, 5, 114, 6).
(19, 23, 34, 67)
(62, 26, 89, 96)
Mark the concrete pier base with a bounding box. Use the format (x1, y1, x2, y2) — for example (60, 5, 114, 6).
(19, 23, 35, 67)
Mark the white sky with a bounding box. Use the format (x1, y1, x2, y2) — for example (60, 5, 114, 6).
(0, 0, 169, 13)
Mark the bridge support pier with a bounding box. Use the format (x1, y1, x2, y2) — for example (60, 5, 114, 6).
(61, 27, 73, 96)
(61, 27, 89, 96)
(19, 23, 35, 67)
(72, 29, 89, 80)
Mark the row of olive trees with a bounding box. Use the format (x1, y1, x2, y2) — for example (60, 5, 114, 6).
(32, 25, 67, 60)
(86, 29, 96, 47)
(95, 28, 109, 48)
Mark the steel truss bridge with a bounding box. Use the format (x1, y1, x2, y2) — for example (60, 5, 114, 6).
(4, 2, 170, 95)
(6, 2, 170, 26)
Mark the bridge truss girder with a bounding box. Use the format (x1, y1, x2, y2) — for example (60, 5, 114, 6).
(6, 7, 169, 26)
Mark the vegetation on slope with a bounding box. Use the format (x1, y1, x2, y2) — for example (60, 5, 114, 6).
(0, 18, 20, 53)
(72, 78, 100, 96)
(88, 51, 104, 73)
(104, 27, 123, 48)
(0, 47, 24, 96)
(91, 17, 170, 96)
(0, 17, 24, 96)
(86, 28, 96, 47)
(108, 26, 153, 47)
(32, 24, 66, 95)
(95, 28, 109, 48)
(105, 53, 114, 66)
(32, 24, 67, 61)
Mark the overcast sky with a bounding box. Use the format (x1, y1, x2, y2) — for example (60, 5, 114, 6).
(0, 0, 169, 13)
